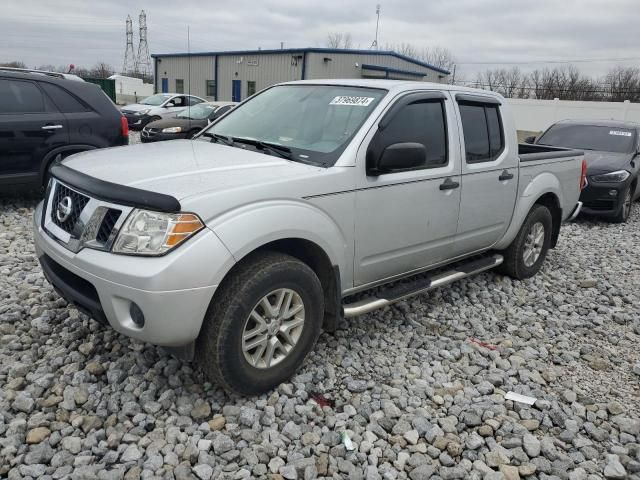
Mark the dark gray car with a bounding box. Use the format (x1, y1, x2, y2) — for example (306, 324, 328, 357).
(529, 119, 640, 222)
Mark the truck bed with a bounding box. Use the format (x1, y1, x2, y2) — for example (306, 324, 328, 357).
(519, 143, 583, 162)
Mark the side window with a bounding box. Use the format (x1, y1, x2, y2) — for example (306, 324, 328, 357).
(40, 83, 89, 113)
(376, 100, 448, 170)
(212, 106, 230, 119)
(459, 103, 504, 163)
(187, 96, 203, 106)
(175, 79, 184, 94)
(0, 79, 49, 113)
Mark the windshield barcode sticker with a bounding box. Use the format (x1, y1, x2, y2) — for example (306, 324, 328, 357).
(330, 96, 375, 106)
(609, 130, 632, 137)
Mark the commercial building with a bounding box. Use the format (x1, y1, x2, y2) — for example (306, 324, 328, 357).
(151, 48, 450, 101)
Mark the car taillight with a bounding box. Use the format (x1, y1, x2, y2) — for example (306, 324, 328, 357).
(120, 116, 129, 137)
(580, 158, 587, 190)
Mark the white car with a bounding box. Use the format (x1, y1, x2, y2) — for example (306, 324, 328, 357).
(121, 93, 206, 130)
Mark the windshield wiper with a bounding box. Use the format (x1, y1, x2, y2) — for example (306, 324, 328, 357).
(201, 132, 235, 146)
(231, 137, 293, 160)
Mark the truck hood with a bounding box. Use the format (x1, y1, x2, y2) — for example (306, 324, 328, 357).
(61, 140, 325, 201)
(583, 150, 634, 174)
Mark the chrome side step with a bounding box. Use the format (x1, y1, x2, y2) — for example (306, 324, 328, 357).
(343, 254, 504, 318)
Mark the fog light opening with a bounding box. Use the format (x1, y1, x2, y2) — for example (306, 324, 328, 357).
(129, 303, 145, 328)
(609, 189, 618, 197)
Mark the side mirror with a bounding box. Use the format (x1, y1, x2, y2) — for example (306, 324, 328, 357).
(524, 135, 536, 144)
(369, 142, 426, 175)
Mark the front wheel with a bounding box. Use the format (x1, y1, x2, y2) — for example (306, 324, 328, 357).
(196, 251, 324, 395)
(498, 204, 553, 280)
(611, 186, 633, 223)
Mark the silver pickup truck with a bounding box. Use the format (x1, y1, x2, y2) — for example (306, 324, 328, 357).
(33, 80, 584, 394)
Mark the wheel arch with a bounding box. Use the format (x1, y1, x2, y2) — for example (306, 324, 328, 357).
(39, 144, 97, 184)
(534, 192, 562, 248)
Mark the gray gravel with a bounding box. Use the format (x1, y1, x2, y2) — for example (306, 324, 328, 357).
(1, 191, 640, 480)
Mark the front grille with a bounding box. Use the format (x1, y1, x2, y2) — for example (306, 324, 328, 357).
(96, 209, 121, 243)
(584, 199, 616, 211)
(51, 183, 90, 233)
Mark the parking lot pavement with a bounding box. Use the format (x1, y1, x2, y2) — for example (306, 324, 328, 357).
(1, 194, 639, 479)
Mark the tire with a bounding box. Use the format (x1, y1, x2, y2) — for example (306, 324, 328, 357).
(611, 186, 633, 223)
(498, 204, 553, 280)
(195, 251, 324, 395)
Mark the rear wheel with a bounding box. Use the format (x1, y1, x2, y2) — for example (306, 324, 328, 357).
(196, 251, 324, 395)
(498, 204, 553, 280)
(612, 186, 633, 223)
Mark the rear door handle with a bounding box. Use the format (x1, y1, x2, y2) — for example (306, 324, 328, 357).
(499, 170, 514, 181)
(41, 125, 63, 130)
(439, 178, 460, 190)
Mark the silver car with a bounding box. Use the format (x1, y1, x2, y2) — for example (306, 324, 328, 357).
(121, 93, 206, 130)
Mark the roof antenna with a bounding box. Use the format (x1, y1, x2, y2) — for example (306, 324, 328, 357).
(370, 4, 381, 50)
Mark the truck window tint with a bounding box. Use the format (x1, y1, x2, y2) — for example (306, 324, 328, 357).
(379, 100, 447, 168)
(486, 106, 504, 158)
(40, 83, 89, 113)
(459, 104, 490, 162)
(0, 79, 47, 113)
(459, 103, 504, 163)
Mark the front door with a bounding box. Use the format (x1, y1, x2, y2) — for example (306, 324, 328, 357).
(161, 78, 168, 93)
(232, 80, 241, 102)
(0, 78, 68, 181)
(454, 95, 518, 254)
(354, 92, 462, 286)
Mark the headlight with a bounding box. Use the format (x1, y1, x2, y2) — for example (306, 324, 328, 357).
(112, 209, 204, 256)
(162, 126, 182, 133)
(136, 109, 151, 116)
(590, 170, 630, 183)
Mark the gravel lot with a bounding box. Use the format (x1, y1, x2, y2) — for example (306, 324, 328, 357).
(1, 190, 639, 480)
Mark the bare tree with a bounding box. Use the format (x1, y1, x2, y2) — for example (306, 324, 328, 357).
(1, 61, 27, 68)
(326, 32, 353, 49)
(421, 46, 456, 72)
(604, 66, 640, 102)
(89, 62, 114, 79)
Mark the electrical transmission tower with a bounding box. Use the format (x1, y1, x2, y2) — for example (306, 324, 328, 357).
(122, 15, 137, 75)
(135, 10, 152, 79)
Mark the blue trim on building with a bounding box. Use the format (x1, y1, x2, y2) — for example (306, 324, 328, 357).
(151, 47, 450, 75)
(361, 64, 427, 78)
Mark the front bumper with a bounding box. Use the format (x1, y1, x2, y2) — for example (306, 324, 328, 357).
(580, 181, 627, 217)
(141, 129, 188, 143)
(122, 112, 152, 130)
(33, 203, 235, 346)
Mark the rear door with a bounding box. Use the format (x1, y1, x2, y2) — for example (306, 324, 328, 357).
(354, 92, 462, 286)
(40, 82, 111, 148)
(454, 94, 518, 254)
(0, 77, 68, 181)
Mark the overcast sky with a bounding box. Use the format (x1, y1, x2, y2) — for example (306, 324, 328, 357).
(2, 0, 639, 82)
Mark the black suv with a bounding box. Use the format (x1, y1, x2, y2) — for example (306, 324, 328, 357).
(0, 68, 128, 189)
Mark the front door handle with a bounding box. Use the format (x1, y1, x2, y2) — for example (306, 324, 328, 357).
(439, 178, 460, 190)
(499, 170, 514, 181)
(41, 125, 63, 130)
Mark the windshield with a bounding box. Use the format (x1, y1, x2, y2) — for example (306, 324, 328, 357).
(176, 104, 216, 119)
(141, 94, 171, 106)
(538, 124, 636, 153)
(199, 85, 386, 166)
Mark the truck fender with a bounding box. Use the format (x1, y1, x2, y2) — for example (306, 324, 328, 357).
(208, 199, 350, 285)
(494, 173, 563, 250)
